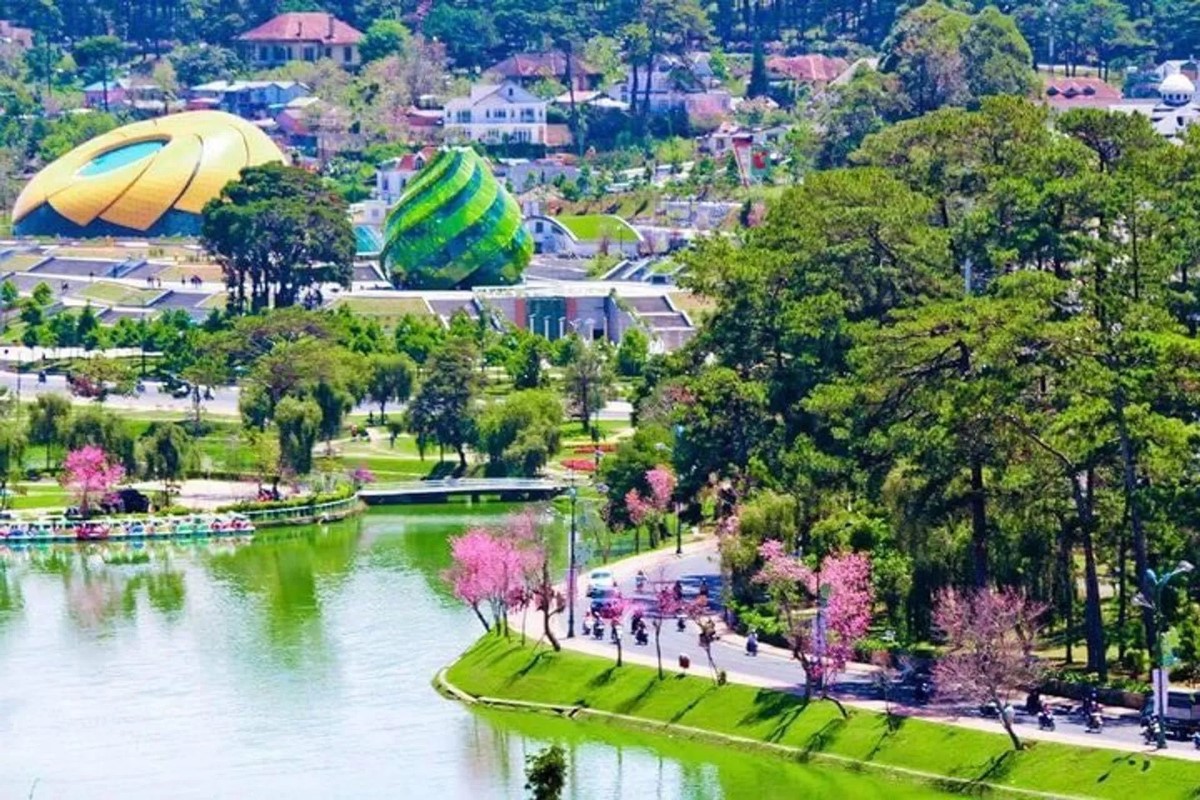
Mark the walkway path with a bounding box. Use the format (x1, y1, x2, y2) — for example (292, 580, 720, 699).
(550, 537, 1200, 762)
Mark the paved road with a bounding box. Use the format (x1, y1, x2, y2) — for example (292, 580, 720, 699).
(0, 370, 634, 424)
(556, 539, 1197, 760)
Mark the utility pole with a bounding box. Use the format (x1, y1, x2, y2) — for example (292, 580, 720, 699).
(566, 472, 578, 638)
(1134, 561, 1194, 749)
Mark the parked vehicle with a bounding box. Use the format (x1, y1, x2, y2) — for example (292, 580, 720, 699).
(1142, 691, 1200, 740)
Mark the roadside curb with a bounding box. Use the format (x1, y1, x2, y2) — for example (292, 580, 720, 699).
(434, 664, 1089, 800)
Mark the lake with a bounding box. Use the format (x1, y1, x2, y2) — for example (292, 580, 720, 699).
(0, 507, 949, 798)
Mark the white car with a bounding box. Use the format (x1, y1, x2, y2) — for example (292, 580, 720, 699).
(586, 569, 617, 597)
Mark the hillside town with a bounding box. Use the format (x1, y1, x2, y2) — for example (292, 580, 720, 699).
(5, 0, 1200, 797)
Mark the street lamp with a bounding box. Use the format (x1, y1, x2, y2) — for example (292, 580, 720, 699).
(1134, 559, 1195, 749)
(566, 472, 579, 639)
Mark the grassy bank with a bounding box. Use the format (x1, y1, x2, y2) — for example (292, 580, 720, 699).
(446, 637, 1200, 799)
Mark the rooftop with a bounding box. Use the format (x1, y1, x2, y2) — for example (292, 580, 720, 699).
(1043, 76, 1122, 109)
(486, 51, 600, 79)
(237, 12, 363, 45)
(766, 54, 849, 83)
(191, 80, 309, 93)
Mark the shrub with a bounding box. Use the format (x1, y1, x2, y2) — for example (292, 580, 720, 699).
(1122, 648, 1149, 679)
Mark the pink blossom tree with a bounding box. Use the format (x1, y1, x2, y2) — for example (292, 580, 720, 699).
(348, 466, 376, 489)
(646, 466, 676, 510)
(60, 446, 125, 518)
(753, 541, 874, 709)
(684, 593, 723, 683)
(932, 587, 1046, 751)
(625, 488, 650, 526)
(500, 507, 563, 652)
(624, 465, 677, 549)
(444, 528, 503, 633)
(496, 509, 543, 641)
(444, 512, 545, 639)
(594, 592, 631, 666)
(651, 567, 682, 678)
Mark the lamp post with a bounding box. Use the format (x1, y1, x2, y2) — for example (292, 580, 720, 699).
(1134, 560, 1195, 749)
(139, 301, 148, 379)
(566, 472, 579, 639)
(675, 500, 683, 555)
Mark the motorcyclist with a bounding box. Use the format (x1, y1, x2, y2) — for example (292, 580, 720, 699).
(1087, 705, 1104, 733)
(635, 570, 647, 592)
(1038, 702, 1055, 731)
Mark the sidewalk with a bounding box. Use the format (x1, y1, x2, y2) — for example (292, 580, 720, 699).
(551, 537, 1200, 762)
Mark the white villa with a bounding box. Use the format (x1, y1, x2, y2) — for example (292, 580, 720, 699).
(443, 82, 549, 145)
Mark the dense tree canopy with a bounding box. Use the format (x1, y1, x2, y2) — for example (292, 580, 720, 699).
(202, 163, 355, 314)
(667, 98, 1200, 680)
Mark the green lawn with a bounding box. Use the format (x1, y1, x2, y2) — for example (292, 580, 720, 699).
(668, 291, 714, 316)
(334, 296, 434, 326)
(0, 254, 48, 272)
(448, 637, 1200, 800)
(5, 483, 70, 510)
(78, 281, 161, 307)
(556, 214, 638, 243)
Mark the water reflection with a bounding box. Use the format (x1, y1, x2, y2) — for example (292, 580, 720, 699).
(0, 564, 23, 618)
(200, 522, 362, 675)
(0, 512, 951, 799)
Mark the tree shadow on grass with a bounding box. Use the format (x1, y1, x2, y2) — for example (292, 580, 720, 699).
(484, 641, 524, 668)
(971, 750, 1017, 786)
(865, 714, 907, 761)
(506, 651, 547, 686)
(669, 688, 715, 724)
(1094, 752, 1151, 786)
(804, 717, 847, 754)
(615, 676, 661, 715)
(738, 688, 808, 727)
(588, 666, 618, 689)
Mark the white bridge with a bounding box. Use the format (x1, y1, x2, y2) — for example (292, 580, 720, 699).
(358, 478, 567, 505)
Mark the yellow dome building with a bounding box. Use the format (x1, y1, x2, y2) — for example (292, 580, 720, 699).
(13, 111, 285, 238)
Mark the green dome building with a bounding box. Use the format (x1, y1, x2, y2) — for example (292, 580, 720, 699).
(381, 148, 532, 289)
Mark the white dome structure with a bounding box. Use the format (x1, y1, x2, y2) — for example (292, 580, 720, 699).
(1160, 72, 1196, 106)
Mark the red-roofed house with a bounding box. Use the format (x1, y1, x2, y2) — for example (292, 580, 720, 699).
(767, 55, 849, 88)
(237, 12, 364, 69)
(376, 147, 440, 203)
(485, 51, 603, 92)
(0, 20, 33, 49)
(1043, 76, 1121, 111)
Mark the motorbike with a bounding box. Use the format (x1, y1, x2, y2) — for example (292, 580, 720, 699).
(1038, 711, 1056, 731)
(1086, 711, 1103, 734)
(634, 628, 649, 646)
(592, 624, 605, 641)
(914, 681, 932, 705)
(676, 615, 687, 632)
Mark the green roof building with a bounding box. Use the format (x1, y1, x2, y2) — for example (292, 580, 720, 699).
(380, 148, 532, 289)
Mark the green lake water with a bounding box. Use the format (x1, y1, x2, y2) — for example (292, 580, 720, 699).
(0, 508, 951, 798)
